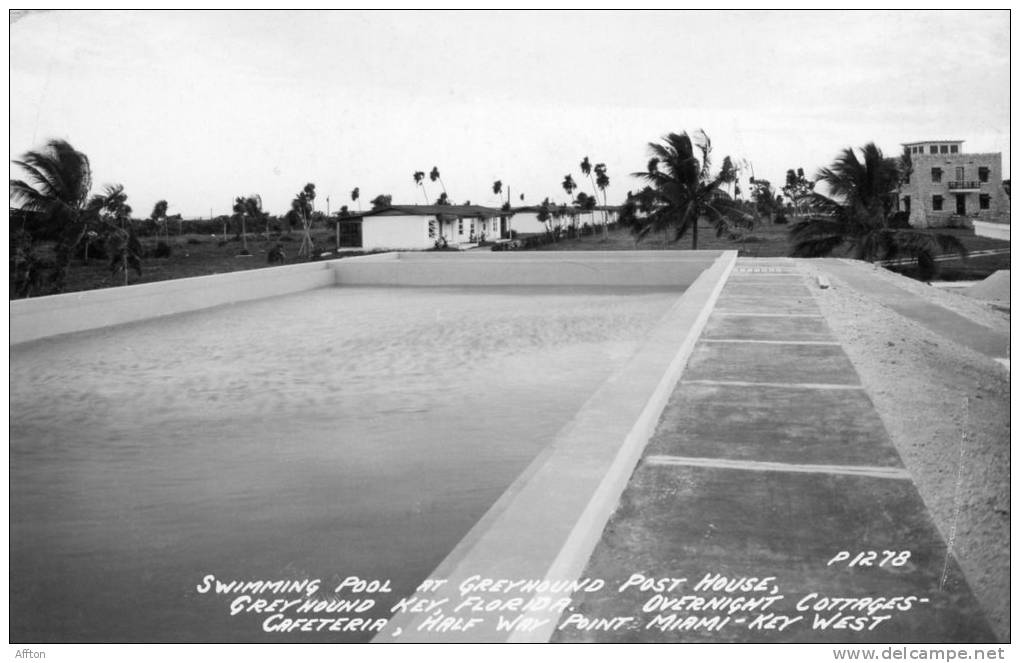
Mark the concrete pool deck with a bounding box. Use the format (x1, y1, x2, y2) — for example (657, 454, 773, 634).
(550, 259, 1002, 643)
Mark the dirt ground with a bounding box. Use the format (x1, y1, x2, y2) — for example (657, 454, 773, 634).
(803, 263, 1011, 641)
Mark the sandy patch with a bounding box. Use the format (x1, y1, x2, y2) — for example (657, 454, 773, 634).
(803, 264, 1010, 641)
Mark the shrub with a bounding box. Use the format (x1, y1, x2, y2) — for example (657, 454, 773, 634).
(187, 238, 202, 245)
(154, 241, 172, 258)
(888, 211, 911, 229)
(267, 244, 287, 264)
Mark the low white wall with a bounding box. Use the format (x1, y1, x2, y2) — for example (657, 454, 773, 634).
(334, 251, 727, 288)
(973, 220, 1010, 241)
(11, 251, 733, 345)
(11, 261, 338, 345)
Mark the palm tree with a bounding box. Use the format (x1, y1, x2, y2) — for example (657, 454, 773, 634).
(594, 163, 610, 238)
(562, 174, 577, 200)
(429, 167, 448, 198)
(580, 157, 596, 228)
(232, 195, 266, 255)
(492, 179, 502, 200)
(561, 175, 578, 236)
(88, 184, 141, 285)
(351, 186, 361, 212)
(9, 139, 94, 290)
(288, 184, 316, 258)
(413, 171, 429, 204)
(150, 199, 170, 246)
(790, 143, 965, 279)
(630, 130, 749, 250)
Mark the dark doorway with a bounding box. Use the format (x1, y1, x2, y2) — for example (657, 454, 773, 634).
(903, 196, 911, 215)
(500, 216, 508, 239)
(955, 194, 966, 215)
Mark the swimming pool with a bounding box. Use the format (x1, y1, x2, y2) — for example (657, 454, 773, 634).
(9, 252, 734, 643)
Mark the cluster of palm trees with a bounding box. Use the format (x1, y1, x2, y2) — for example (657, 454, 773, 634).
(9, 139, 150, 292)
(412, 166, 449, 206)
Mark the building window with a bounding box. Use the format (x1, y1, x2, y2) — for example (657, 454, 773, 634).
(956, 166, 965, 181)
(980, 194, 990, 210)
(458, 218, 463, 235)
(902, 195, 911, 213)
(979, 167, 990, 183)
(929, 145, 938, 154)
(940, 145, 948, 154)
(428, 219, 436, 238)
(932, 195, 943, 211)
(931, 168, 942, 183)
(950, 145, 959, 154)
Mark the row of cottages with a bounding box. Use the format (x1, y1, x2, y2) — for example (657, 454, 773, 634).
(897, 139, 1009, 228)
(337, 204, 620, 251)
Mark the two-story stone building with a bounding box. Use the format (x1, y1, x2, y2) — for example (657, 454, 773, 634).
(897, 140, 1007, 228)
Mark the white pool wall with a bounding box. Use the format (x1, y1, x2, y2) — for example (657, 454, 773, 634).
(11, 252, 729, 345)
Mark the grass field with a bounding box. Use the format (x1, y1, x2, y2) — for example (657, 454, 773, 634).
(31, 229, 370, 295)
(536, 221, 1010, 271)
(15, 221, 1010, 297)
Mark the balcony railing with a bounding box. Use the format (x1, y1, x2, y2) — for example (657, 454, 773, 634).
(947, 181, 982, 191)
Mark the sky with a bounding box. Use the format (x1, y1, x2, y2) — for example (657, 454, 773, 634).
(9, 9, 1011, 219)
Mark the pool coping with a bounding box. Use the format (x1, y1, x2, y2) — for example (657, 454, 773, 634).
(372, 250, 737, 643)
(11, 251, 726, 345)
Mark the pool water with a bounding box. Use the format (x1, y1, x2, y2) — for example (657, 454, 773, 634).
(10, 285, 682, 642)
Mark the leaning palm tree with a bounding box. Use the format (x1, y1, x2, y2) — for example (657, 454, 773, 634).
(9, 139, 94, 290)
(790, 143, 965, 279)
(429, 166, 448, 198)
(413, 171, 429, 204)
(630, 130, 750, 250)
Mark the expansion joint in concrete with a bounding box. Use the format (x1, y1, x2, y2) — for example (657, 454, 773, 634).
(643, 455, 912, 480)
(711, 312, 824, 318)
(701, 339, 841, 346)
(680, 379, 864, 390)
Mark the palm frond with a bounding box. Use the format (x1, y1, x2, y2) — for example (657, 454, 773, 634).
(789, 217, 850, 257)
